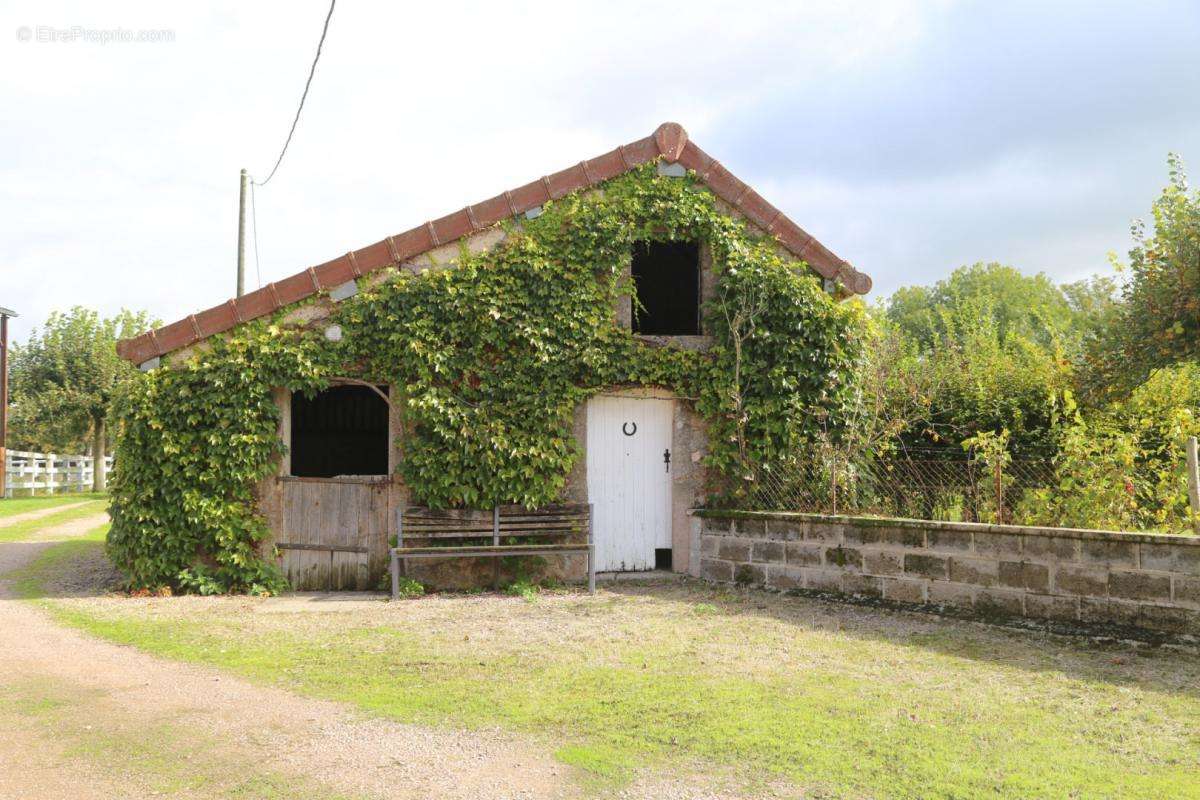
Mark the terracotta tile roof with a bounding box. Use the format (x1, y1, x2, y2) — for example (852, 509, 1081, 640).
(117, 122, 871, 364)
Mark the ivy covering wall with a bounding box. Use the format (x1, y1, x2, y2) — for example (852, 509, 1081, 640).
(107, 164, 865, 593)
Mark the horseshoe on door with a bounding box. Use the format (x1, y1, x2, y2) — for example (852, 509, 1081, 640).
(622, 421, 637, 436)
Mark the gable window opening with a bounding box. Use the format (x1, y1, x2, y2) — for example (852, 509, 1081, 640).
(290, 384, 389, 478)
(631, 239, 701, 336)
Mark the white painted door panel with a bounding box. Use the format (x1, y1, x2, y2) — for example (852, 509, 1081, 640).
(586, 396, 672, 572)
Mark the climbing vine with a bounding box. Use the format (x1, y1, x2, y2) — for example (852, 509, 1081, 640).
(108, 163, 865, 592)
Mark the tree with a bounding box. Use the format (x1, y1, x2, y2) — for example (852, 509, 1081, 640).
(886, 262, 1084, 354)
(882, 281, 1072, 456)
(1083, 154, 1200, 402)
(9, 307, 153, 491)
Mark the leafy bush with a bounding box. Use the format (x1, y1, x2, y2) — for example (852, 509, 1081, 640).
(392, 577, 425, 599)
(107, 323, 335, 594)
(1018, 364, 1200, 532)
(504, 578, 540, 601)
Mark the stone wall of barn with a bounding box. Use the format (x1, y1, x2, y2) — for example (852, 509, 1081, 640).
(692, 510, 1200, 636)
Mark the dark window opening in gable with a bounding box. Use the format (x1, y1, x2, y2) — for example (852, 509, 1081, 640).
(290, 385, 389, 478)
(631, 240, 700, 335)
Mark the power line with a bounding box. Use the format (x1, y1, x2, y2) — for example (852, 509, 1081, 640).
(254, 0, 336, 187)
(250, 180, 262, 288)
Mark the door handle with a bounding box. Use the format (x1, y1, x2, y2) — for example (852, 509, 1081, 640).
(663, 448, 671, 473)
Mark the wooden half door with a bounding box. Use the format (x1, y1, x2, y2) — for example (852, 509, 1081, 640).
(278, 477, 387, 590)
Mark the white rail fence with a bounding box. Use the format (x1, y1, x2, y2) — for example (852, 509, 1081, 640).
(4, 450, 112, 497)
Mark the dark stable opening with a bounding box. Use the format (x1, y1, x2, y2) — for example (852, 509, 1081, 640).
(290, 385, 389, 478)
(655, 547, 673, 571)
(631, 240, 700, 335)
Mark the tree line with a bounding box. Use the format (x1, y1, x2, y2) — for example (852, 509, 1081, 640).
(845, 155, 1198, 531)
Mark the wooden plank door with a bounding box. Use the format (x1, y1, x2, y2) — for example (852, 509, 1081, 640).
(279, 478, 385, 590)
(586, 396, 672, 571)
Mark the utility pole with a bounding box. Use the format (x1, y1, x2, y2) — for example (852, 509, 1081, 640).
(0, 307, 17, 499)
(1187, 436, 1200, 536)
(237, 168, 248, 297)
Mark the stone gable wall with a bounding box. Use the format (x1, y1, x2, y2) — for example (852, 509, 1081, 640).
(693, 511, 1200, 636)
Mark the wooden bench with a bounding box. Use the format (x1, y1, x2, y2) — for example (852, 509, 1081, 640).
(389, 504, 595, 598)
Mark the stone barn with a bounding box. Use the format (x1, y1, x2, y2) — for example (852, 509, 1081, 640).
(115, 122, 871, 591)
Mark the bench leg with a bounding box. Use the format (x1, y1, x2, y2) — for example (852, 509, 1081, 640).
(389, 551, 399, 600)
(587, 542, 596, 594)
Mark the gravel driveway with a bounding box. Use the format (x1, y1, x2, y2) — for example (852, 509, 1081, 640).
(0, 513, 581, 800)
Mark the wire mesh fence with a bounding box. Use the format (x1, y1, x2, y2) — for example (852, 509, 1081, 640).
(748, 455, 1059, 526)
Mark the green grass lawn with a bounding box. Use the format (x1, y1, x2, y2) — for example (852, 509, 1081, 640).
(0, 492, 106, 519)
(0, 499, 109, 543)
(15, 536, 1200, 799)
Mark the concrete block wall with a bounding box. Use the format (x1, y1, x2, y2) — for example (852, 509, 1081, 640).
(693, 511, 1200, 636)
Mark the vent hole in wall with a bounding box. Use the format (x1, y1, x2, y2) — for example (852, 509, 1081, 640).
(655, 548, 673, 571)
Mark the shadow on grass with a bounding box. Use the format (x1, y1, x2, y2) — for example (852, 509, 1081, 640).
(602, 579, 1200, 700)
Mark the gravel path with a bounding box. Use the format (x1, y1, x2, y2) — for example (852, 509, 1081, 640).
(0, 514, 581, 800)
(0, 500, 90, 529)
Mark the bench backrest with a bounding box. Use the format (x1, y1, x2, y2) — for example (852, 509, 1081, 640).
(397, 504, 591, 545)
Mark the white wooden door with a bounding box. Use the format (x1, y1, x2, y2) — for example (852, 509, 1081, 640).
(586, 396, 673, 571)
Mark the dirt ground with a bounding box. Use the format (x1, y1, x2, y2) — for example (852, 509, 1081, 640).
(0, 514, 584, 800)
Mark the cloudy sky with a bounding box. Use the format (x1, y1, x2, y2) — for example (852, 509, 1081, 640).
(2, 0, 1198, 342)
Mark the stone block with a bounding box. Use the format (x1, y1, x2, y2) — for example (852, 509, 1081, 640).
(1024, 593, 1079, 622)
(926, 529, 973, 553)
(1079, 598, 1140, 627)
(766, 520, 804, 541)
(1174, 576, 1200, 607)
(862, 549, 903, 576)
(700, 558, 733, 583)
(841, 573, 883, 598)
(974, 587, 1024, 618)
(1138, 542, 1175, 572)
(733, 562, 766, 586)
(998, 561, 1050, 593)
(751, 540, 786, 564)
(1141, 542, 1200, 576)
(927, 580, 975, 608)
(882, 577, 926, 604)
(877, 527, 925, 548)
(702, 518, 733, 535)
(1022, 535, 1078, 562)
(805, 569, 842, 593)
(766, 564, 805, 591)
(1080, 539, 1137, 569)
(1176, 546, 1200, 577)
(737, 519, 767, 537)
(717, 537, 752, 563)
(701, 535, 719, 557)
(825, 546, 863, 570)
(1108, 570, 1171, 602)
(842, 526, 881, 546)
(805, 523, 844, 543)
(1137, 604, 1200, 635)
(974, 532, 1023, 558)
(1053, 563, 1108, 597)
(785, 541, 823, 567)
(949, 556, 999, 587)
(904, 553, 949, 579)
